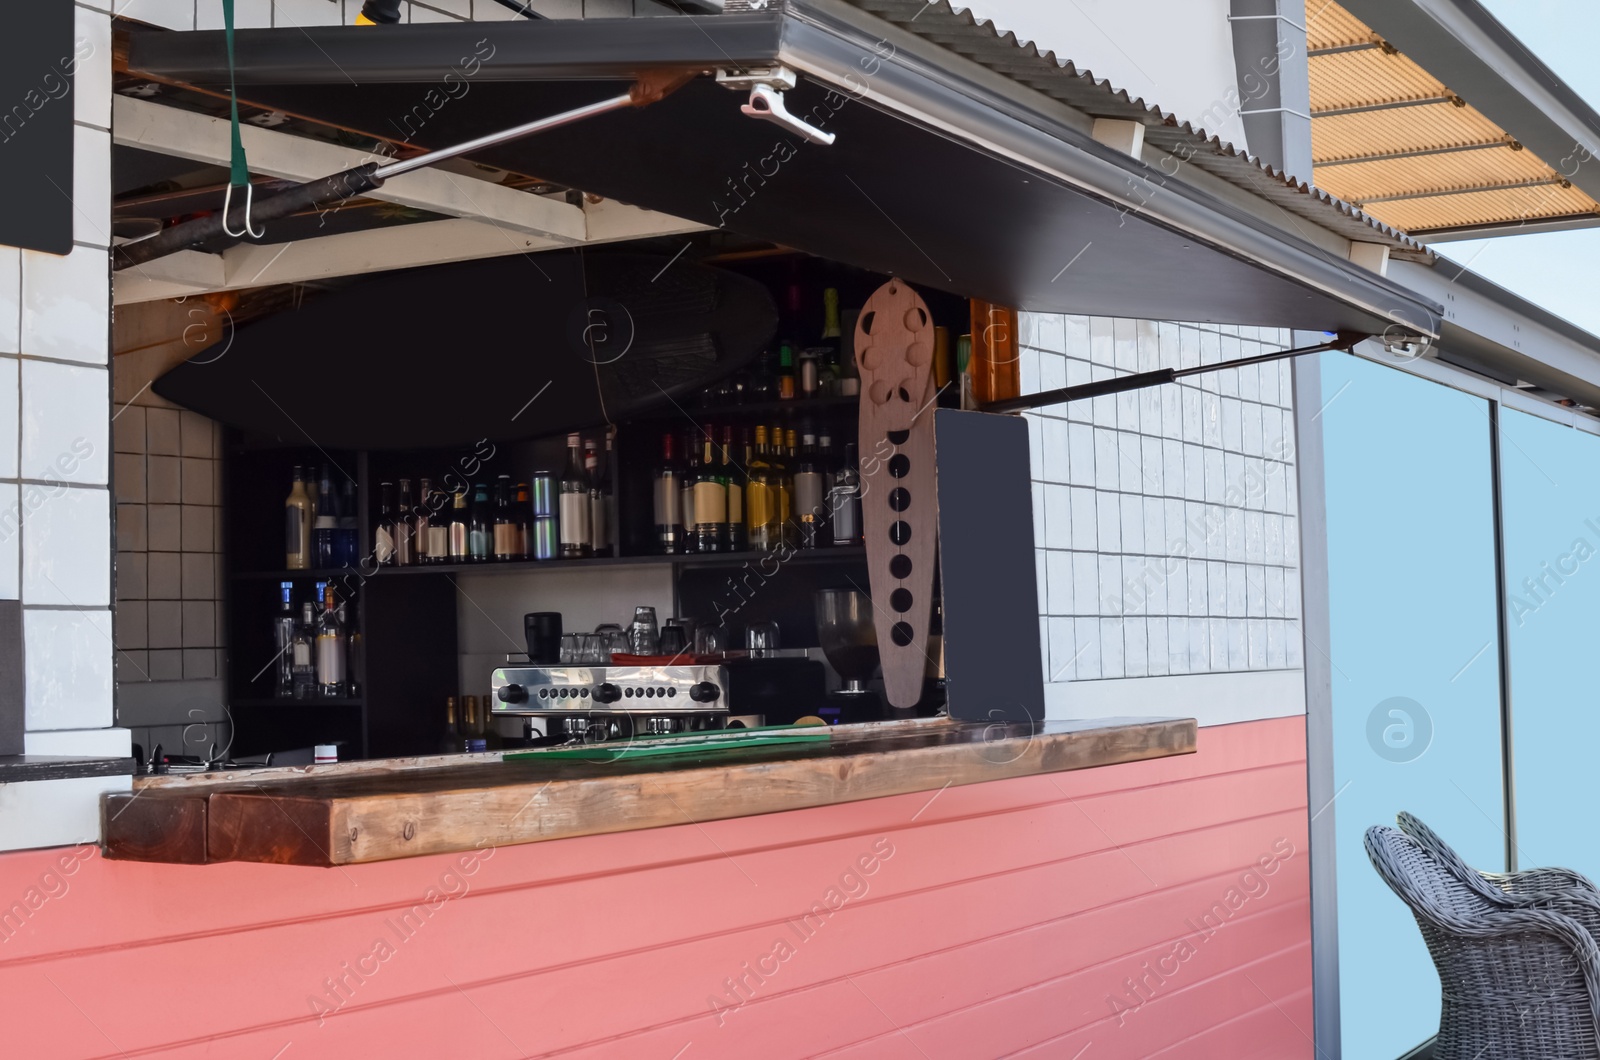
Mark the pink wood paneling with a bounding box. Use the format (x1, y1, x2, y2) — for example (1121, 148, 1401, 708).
(0, 716, 1311, 1059)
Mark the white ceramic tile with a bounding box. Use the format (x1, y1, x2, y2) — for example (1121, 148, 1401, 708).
(0, 483, 18, 600)
(0, 249, 18, 356)
(1163, 498, 1186, 553)
(1044, 549, 1071, 616)
(1118, 494, 1143, 555)
(1206, 616, 1227, 670)
(1240, 402, 1263, 458)
(1019, 347, 1040, 394)
(1026, 413, 1044, 477)
(1265, 565, 1286, 617)
(1096, 494, 1119, 554)
(1227, 618, 1249, 669)
(1219, 397, 1242, 452)
(1202, 448, 1225, 504)
(1031, 480, 1046, 545)
(275, 0, 346, 24)
(73, 6, 113, 128)
(1111, 318, 1137, 373)
(1143, 492, 1166, 555)
(1040, 417, 1069, 483)
(72, 125, 112, 247)
(21, 245, 107, 365)
(1124, 618, 1148, 678)
(1098, 617, 1125, 678)
(1187, 617, 1208, 672)
(24, 485, 109, 606)
(1064, 315, 1090, 355)
(1089, 318, 1114, 366)
(1063, 617, 1093, 680)
(1043, 483, 1070, 550)
(1092, 428, 1118, 492)
(1046, 616, 1074, 680)
(1115, 388, 1138, 433)
(1264, 460, 1288, 513)
(1117, 432, 1147, 492)
(1038, 351, 1066, 392)
(1068, 422, 1094, 487)
(1097, 556, 1122, 613)
(112, 0, 195, 28)
(24, 727, 130, 756)
(1068, 486, 1096, 551)
(1238, 359, 1260, 403)
(1138, 557, 1167, 615)
(0, 357, 17, 479)
(198, 0, 270, 28)
(1034, 314, 1066, 354)
(21, 360, 108, 483)
(1139, 436, 1163, 496)
(1092, 391, 1115, 430)
(1166, 557, 1188, 615)
(1223, 507, 1244, 563)
(24, 609, 113, 730)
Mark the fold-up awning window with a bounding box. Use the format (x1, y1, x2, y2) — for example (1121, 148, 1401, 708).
(125, 0, 1441, 340)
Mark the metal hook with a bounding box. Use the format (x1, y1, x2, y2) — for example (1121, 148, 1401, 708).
(740, 83, 837, 146)
(221, 181, 265, 239)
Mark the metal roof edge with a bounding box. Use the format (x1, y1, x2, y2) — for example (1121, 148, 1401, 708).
(1337, 0, 1600, 208)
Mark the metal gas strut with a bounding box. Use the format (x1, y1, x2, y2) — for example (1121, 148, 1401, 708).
(113, 70, 694, 271)
(980, 330, 1370, 415)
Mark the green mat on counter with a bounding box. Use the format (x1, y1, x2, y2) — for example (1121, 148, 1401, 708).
(504, 725, 832, 762)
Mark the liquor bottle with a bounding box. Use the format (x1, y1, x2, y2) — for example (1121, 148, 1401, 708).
(315, 585, 346, 698)
(777, 344, 797, 400)
(285, 465, 313, 570)
(468, 482, 493, 562)
(448, 489, 470, 561)
(338, 478, 359, 567)
(341, 595, 361, 697)
(820, 287, 843, 393)
(421, 479, 448, 564)
(273, 581, 296, 697)
(798, 348, 820, 398)
(559, 433, 592, 559)
(748, 350, 777, 402)
(745, 425, 782, 551)
(793, 429, 828, 549)
(395, 478, 417, 566)
(723, 425, 747, 552)
(440, 696, 461, 754)
(694, 432, 728, 552)
(830, 442, 863, 546)
(312, 465, 338, 569)
(679, 430, 700, 555)
(375, 481, 398, 566)
(588, 430, 615, 558)
(515, 482, 534, 559)
(290, 601, 317, 699)
(780, 427, 799, 547)
(970, 299, 1021, 404)
(492, 474, 520, 561)
(653, 432, 683, 555)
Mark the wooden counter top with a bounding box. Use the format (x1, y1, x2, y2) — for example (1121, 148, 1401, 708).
(100, 716, 1195, 867)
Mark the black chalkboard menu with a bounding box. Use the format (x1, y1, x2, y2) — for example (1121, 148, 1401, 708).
(0, 7, 78, 255)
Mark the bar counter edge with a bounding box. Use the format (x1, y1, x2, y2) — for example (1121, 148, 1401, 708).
(100, 716, 1196, 868)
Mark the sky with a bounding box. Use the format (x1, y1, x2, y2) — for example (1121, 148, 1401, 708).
(1437, 0, 1600, 336)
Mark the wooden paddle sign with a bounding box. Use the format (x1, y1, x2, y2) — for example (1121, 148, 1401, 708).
(854, 278, 938, 710)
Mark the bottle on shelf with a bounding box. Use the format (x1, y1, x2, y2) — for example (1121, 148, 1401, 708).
(694, 431, 728, 552)
(420, 478, 447, 564)
(448, 488, 471, 562)
(798, 347, 820, 398)
(313, 465, 338, 569)
(819, 287, 843, 394)
(793, 428, 828, 549)
(679, 430, 700, 555)
(777, 344, 797, 400)
(375, 481, 398, 567)
(745, 425, 782, 552)
(653, 432, 683, 555)
(468, 482, 493, 562)
(291, 601, 317, 699)
(779, 427, 798, 547)
(830, 442, 863, 546)
(970, 299, 1021, 405)
(530, 472, 558, 561)
(723, 425, 747, 553)
(341, 594, 361, 697)
(514, 482, 534, 559)
(956, 333, 975, 410)
(492, 474, 520, 561)
(315, 584, 347, 698)
(285, 465, 313, 571)
(395, 478, 417, 567)
(440, 696, 461, 754)
(748, 349, 777, 403)
(273, 581, 297, 697)
(589, 430, 615, 559)
(559, 433, 592, 559)
(338, 479, 359, 567)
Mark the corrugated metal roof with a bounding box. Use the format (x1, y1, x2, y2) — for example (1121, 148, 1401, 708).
(1307, 1, 1600, 235)
(842, 0, 1433, 262)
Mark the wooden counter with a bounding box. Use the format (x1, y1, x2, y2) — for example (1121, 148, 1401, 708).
(100, 715, 1195, 867)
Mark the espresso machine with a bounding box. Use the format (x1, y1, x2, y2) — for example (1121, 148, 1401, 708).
(491, 610, 734, 743)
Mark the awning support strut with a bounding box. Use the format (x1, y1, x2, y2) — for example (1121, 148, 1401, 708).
(980, 330, 1369, 415)
(114, 70, 696, 272)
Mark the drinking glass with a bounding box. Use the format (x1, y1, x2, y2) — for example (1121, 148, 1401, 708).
(559, 633, 582, 665)
(659, 621, 687, 658)
(694, 624, 726, 656)
(576, 633, 603, 665)
(746, 621, 780, 658)
(600, 630, 630, 662)
(629, 606, 659, 656)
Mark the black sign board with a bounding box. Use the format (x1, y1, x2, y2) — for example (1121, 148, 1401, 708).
(0, 7, 78, 255)
(934, 409, 1046, 723)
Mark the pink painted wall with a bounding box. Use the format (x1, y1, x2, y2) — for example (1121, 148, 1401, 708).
(0, 716, 1310, 1058)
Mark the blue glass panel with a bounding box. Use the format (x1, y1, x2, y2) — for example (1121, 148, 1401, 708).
(1498, 408, 1600, 881)
(1321, 353, 1505, 1059)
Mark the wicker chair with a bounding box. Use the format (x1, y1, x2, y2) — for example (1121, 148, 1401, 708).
(1366, 824, 1600, 1059)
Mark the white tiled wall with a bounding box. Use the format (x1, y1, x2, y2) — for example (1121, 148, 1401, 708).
(0, 1, 132, 851)
(1021, 313, 1304, 721)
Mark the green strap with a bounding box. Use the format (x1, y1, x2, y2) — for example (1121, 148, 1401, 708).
(223, 0, 249, 188)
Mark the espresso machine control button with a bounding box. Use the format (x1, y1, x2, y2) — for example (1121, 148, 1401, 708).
(497, 684, 527, 704)
(593, 683, 622, 704)
(689, 682, 721, 703)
